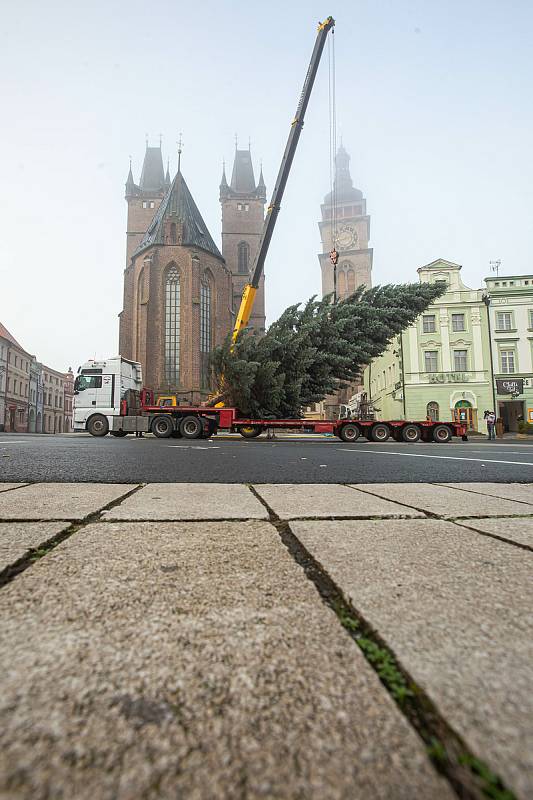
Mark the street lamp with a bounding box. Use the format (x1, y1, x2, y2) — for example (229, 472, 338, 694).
(482, 293, 497, 414)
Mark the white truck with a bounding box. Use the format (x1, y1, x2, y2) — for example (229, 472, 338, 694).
(73, 357, 146, 437)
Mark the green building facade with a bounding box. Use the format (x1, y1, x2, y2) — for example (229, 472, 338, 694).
(364, 260, 494, 433)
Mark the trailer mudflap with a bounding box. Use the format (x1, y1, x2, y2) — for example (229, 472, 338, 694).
(114, 416, 149, 433)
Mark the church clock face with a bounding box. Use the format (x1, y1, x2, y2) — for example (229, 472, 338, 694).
(337, 224, 357, 250)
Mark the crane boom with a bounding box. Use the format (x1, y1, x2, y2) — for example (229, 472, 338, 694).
(232, 15, 335, 343)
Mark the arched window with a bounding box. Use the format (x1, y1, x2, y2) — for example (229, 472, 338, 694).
(238, 241, 250, 274)
(337, 270, 346, 298)
(347, 269, 355, 295)
(427, 401, 439, 422)
(164, 266, 181, 386)
(200, 273, 213, 389)
(170, 222, 177, 244)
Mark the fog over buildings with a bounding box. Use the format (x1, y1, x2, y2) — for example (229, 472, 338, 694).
(1, 0, 532, 370)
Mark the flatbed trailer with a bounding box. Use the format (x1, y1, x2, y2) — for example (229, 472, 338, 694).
(114, 403, 468, 443)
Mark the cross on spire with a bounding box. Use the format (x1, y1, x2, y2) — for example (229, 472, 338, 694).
(177, 132, 183, 173)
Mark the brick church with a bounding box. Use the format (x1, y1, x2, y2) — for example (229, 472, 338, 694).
(119, 143, 266, 401)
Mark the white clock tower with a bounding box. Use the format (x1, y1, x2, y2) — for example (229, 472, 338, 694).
(318, 145, 372, 299)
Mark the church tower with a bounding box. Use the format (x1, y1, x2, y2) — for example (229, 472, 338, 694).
(120, 144, 170, 358)
(318, 144, 372, 299)
(220, 148, 266, 333)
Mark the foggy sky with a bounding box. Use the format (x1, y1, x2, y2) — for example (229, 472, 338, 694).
(1, 0, 532, 370)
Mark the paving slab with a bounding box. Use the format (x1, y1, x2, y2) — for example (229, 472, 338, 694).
(441, 482, 533, 506)
(0, 520, 453, 800)
(0, 483, 137, 520)
(0, 521, 71, 571)
(0, 482, 27, 493)
(291, 518, 533, 798)
(253, 483, 426, 520)
(353, 482, 533, 518)
(458, 517, 533, 549)
(103, 483, 268, 520)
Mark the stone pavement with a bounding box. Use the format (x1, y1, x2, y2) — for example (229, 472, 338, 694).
(0, 482, 531, 800)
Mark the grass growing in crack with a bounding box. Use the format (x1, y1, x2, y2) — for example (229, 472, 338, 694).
(458, 754, 516, 800)
(336, 605, 414, 704)
(29, 540, 62, 561)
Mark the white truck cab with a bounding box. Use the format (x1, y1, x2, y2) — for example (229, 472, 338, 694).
(73, 357, 143, 436)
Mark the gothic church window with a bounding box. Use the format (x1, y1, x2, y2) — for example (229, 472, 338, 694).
(238, 241, 250, 274)
(200, 274, 213, 389)
(170, 222, 177, 244)
(164, 266, 181, 386)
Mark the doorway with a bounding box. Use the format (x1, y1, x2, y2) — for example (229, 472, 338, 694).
(498, 400, 524, 432)
(453, 400, 477, 431)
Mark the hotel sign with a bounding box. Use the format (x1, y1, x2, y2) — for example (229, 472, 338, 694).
(428, 372, 469, 383)
(496, 379, 524, 395)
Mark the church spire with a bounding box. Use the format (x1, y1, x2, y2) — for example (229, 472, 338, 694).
(139, 143, 165, 192)
(125, 158, 137, 198)
(165, 159, 171, 188)
(257, 163, 266, 200)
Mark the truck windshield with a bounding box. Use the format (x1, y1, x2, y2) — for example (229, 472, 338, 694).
(74, 375, 102, 392)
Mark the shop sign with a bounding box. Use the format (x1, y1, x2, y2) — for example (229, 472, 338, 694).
(428, 372, 469, 384)
(496, 378, 524, 395)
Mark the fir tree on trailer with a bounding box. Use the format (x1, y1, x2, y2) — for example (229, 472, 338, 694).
(211, 282, 445, 418)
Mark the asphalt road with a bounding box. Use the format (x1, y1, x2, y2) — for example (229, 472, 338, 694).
(1, 432, 533, 483)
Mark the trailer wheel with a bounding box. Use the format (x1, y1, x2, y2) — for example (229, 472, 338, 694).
(110, 430, 128, 438)
(87, 414, 109, 437)
(371, 423, 390, 442)
(339, 423, 360, 442)
(402, 424, 421, 443)
(239, 425, 263, 438)
(433, 424, 452, 443)
(180, 415, 203, 439)
(152, 415, 174, 438)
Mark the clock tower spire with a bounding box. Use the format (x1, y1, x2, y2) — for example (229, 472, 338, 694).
(318, 144, 372, 299)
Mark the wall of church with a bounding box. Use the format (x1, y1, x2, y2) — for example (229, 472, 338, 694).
(129, 245, 232, 401)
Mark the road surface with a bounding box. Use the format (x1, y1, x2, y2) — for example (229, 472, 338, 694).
(1, 432, 533, 483)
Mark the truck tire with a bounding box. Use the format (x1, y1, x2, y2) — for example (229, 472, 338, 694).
(402, 424, 420, 443)
(110, 430, 128, 438)
(239, 425, 263, 438)
(433, 424, 452, 443)
(87, 414, 109, 437)
(371, 423, 390, 442)
(152, 415, 174, 438)
(180, 415, 203, 439)
(339, 423, 360, 442)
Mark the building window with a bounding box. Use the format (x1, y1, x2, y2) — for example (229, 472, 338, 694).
(164, 266, 181, 386)
(427, 401, 439, 422)
(500, 350, 516, 374)
(200, 278, 212, 389)
(424, 351, 438, 372)
(451, 313, 465, 332)
(453, 350, 467, 371)
(529, 309, 533, 329)
(142, 200, 155, 209)
(496, 312, 513, 331)
(346, 269, 355, 295)
(237, 241, 250, 274)
(170, 222, 177, 244)
(338, 270, 346, 297)
(422, 315, 436, 333)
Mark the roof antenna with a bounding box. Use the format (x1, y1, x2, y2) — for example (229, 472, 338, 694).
(177, 132, 183, 173)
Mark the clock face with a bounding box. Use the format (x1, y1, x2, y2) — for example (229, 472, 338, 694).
(337, 224, 357, 250)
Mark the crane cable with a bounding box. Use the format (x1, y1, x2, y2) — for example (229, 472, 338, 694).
(327, 28, 339, 285)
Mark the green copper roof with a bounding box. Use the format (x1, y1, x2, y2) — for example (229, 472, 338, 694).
(133, 171, 223, 261)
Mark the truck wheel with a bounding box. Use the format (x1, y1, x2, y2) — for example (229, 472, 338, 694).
(110, 430, 128, 438)
(239, 425, 263, 438)
(180, 415, 203, 439)
(152, 415, 174, 438)
(433, 424, 452, 443)
(402, 424, 420, 443)
(339, 423, 360, 442)
(371, 423, 390, 442)
(87, 414, 109, 437)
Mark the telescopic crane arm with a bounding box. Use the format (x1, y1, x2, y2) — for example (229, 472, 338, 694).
(232, 15, 335, 343)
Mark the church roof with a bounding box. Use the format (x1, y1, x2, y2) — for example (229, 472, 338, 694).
(133, 171, 223, 261)
(230, 149, 256, 193)
(324, 144, 363, 204)
(139, 146, 166, 192)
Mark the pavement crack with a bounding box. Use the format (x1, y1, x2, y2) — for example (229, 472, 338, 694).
(250, 486, 518, 800)
(451, 520, 533, 553)
(0, 484, 145, 589)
